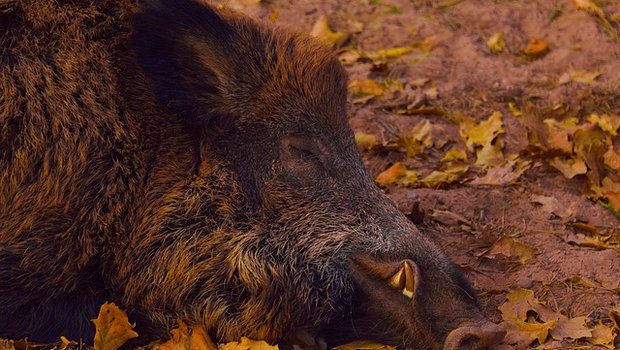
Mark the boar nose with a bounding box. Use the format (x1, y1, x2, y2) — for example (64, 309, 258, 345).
(443, 321, 506, 350)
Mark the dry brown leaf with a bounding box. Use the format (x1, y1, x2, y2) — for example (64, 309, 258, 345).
(544, 119, 574, 153)
(487, 32, 505, 53)
(333, 340, 395, 350)
(592, 177, 620, 211)
(485, 236, 534, 264)
(551, 316, 591, 340)
(521, 38, 549, 58)
(219, 338, 278, 350)
(310, 15, 345, 45)
(375, 163, 407, 184)
(603, 146, 620, 170)
(0, 339, 15, 350)
(549, 157, 587, 179)
(471, 159, 531, 186)
(530, 194, 573, 219)
(92, 303, 138, 350)
(158, 321, 217, 350)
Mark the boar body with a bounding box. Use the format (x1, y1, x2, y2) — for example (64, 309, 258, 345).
(0, 1, 504, 349)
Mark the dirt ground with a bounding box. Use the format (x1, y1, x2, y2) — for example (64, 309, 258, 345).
(229, 0, 620, 348)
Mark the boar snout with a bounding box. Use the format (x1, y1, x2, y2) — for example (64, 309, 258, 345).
(444, 321, 506, 350)
(345, 254, 505, 349)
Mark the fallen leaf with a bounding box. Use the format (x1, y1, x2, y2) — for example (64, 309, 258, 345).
(441, 146, 468, 162)
(544, 118, 575, 153)
(355, 132, 379, 151)
(333, 340, 395, 350)
(487, 32, 505, 53)
(0, 339, 15, 350)
(411, 35, 437, 53)
(587, 113, 620, 136)
(592, 177, 620, 211)
(369, 47, 412, 60)
(339, 50, 364, 65)
(461, 111, 504, 151)
(572, 0, 604, 17)
(551, 316, 591, 340)
(501, 319, 555, 349)
(310, 15, 345, 45)
(158, 321, 217, 350)
(475, 140, 504, 168)
(508, 102, 523, 117)
(603, 147, 620, 170)
(567, 67, 602, 84)
(420, 165, 468, 188)
(430, 209, 471, 227)
(485, 236, 534, 264)
(521, 38, 549, 58)
(470, 159, 531, 186)
(348, 80, 384, 97)
(549, 157, 587, 179)
(219, 338, 278, 350)
(530, 194, 573, 219)
(375, 162, 407, 184)
(590, 322, 615, 349)
(92, 303, 138, 350)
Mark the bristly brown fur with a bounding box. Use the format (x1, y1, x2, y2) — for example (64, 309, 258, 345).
(0, 1, 493, 348)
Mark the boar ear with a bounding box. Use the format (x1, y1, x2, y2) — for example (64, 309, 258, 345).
(352, 256, 420, 300)
(130, 0, 241, 123)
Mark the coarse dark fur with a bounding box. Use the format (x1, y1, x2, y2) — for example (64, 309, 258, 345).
(0, 1, 499, 349)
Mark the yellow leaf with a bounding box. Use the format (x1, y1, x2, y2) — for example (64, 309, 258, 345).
(486, 236, 534, 264)
(487, 32, 505, 53)
(354, 132, 379, 151)
(420, 165, 468, 188)
(603, 147, 620, 170)
(441, 146, 468, 162)
(310, 15, 345, 45)
(475, 140, 504, 168)
(521, 38, 549, 57)
(375, 162, 407, 184)
(592, 177, 620, 211)
(411, 35, 437, 53)
(339, 50, 364, 65)
(587, 113, 620, 136)
(549, 157, 587, 179)
(158, 321, 217, 350)
(461, 111, 504, 151)
(92, 303, 138, 350)
(369, 47, 412, 60)
(333, 340, 395, 350)
(501, 319, 556, 348)
(572, 0, 604, 17)
(348, 80, 383, 97)
(219, 338, 278, 350)
(508, 102, 523, 117)
(590, 322, 616, 348)
(568, 67, 602, 84)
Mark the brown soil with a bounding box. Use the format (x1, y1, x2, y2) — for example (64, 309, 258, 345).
(230, 0, 620, 348)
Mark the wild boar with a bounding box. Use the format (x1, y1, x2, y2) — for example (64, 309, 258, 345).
(0, 0, 505, 349)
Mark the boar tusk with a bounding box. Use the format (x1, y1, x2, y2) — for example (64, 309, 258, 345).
(387, 261, 416, 299)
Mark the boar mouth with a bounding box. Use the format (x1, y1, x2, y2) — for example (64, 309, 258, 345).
(318, 255, 505, 350)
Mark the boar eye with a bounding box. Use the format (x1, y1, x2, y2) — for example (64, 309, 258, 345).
(288, 144, 320, 162)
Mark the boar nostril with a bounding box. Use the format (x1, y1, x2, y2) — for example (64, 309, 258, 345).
(443, 322, 506, 350)
(387, 260, 416, 299)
